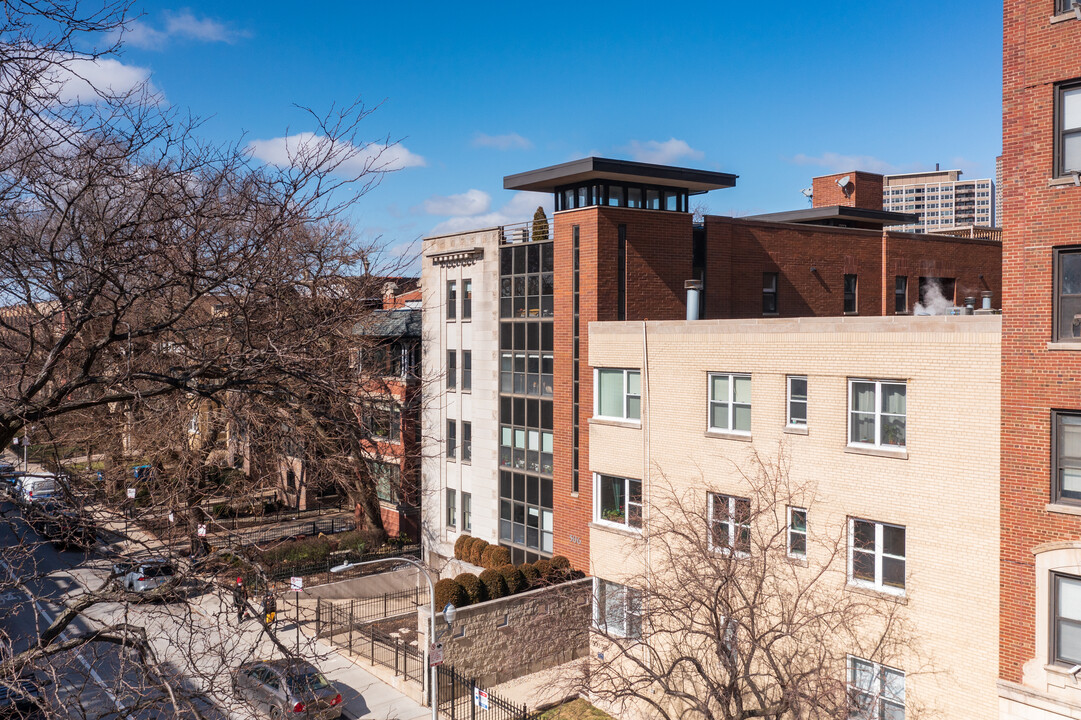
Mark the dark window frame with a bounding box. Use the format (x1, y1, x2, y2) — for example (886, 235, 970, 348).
(1053, 572, 1081, 666)
(894, 276, 908, 315)
(1052, 410, 1081, 505)
(1053, 246, 1081, 342)
(462, 279, 472, 320)
(462, 350, 472, 392)
(1056, 0, 1078, 15)
(763, 272, 778, 315)
(1055, 80, 1081, 178)
(447, 350, 457, 390)
(462, 421, 472, 463)
(843, 274, 858, 314)
(446, 419, 456, 461)
(447, 280, 457, 320)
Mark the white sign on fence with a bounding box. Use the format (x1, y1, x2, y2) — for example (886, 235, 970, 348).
(473, 688, 489, 710)
(168, 512, 175, 523)
(429, 641, 444, 667)
(126, 488, 136, 499)
(197, 524, 206, 537)
(289, 576, 303, 592)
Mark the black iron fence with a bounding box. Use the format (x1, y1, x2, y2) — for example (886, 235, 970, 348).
(315, 588, 424, 631)
(316, 593, 425, 683)
(435, 664, 541, 720)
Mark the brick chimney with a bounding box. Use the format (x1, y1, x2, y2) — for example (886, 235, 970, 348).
(812, 171, 884, 210)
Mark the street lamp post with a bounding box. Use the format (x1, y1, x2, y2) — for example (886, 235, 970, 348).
(330, 556, 439, 720)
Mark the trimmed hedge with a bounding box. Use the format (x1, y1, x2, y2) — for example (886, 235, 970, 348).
(519, 563, 540, 586)
(434, 578, 469, 610)
(468, 539, 489, 566)
(498, 564, 528, 595)
(550, 555, 571, 571)
(534, 559, 553, 580)
(478, 568, 508, 600)
(483, 545, 511, 569)
(453, 534, 474, 561)
(455, 572, 488, 604)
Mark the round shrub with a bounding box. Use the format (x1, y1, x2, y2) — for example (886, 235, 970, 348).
(478, 568, 508, 600)
(519, 562, 540, 586)
(484, 545, 511, 569)
(468, 539, 489, 566)
(455, 572, 488, 604)
(453, 534, 473, 561)
(550, 555, 571, 571)
(498, 564, 528, 595)
(434, 578, 469, 611)
(533, 558, 553, 581)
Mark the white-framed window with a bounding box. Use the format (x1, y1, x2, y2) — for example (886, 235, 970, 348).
(594, 368, 641, 421)
(708, 493, 750, 555)
(1053, 572, 1081, 666)
(786, 375, 807, 428)
(849, 518, 906, 594)
(462, 492, 472, 533)
(446, 280, 457, 321)
(595, 474, 642, 530)
(593, 578, 642, 639)
(708, 373, 751, 434)
(787, 506, 807, 559)
(848, 380, 906, 449)
(847, 656, 905, 719)
(446, 488, 457, 529)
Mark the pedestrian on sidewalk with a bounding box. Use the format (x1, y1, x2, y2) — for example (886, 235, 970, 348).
(263, 591, 276, 626)
(233, 577, 247, 623)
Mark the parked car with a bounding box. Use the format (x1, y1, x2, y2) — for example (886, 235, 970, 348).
(0, 675, 45, 717)
(25, 499, 67, 535)
(42, 508, 96, 550)
(116, 559, 175, 593)
(233, 660, 343, 720)
(0, 461, 16, 481)
(15, 473, 58, 506)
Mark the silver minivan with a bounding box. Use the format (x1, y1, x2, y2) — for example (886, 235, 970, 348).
(233, 660, 343, 720)
(118, 559, 175, 593)
(15, 473, 57, 505)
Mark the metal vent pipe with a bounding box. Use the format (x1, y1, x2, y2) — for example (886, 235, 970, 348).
(685, 280, 703, 321)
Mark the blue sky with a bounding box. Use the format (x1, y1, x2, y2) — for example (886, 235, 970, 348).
(98, 1, 1002, 269)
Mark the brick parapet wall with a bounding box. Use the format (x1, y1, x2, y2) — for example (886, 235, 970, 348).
(812, 170, 884, 210)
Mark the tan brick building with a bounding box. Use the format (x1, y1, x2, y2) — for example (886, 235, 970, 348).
(586, 315, 1001, 719)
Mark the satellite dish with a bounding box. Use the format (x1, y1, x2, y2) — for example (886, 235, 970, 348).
(837, 175, 851, 188)
(800, 188, 813, 197)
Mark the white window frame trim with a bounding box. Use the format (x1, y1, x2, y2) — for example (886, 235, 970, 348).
(593, 368, 641, 422)
(847, 378, 907, 450)
(592, 577, 642, 640)
(707, 372, 752, 435)
(708, 492, 751, 557)
(847, 517, 906, 596)
(846, 654, 906, 720)
(786, 375, 808, 429)
(787, 506, 807, 560)
(593, 472, 643, 532)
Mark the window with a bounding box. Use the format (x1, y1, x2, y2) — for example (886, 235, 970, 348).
(595, 369, 641, 421)
(462, 492, 472, 532)
(894, 276, 908, 314)
(1053, 573, 1081, 665)
(363, 404, 401, 442)
(1053, 411, 1081, 504)
(462, 421, 472, 463)
(849, 518, 906, 594)
(708, 373, 751, 435)
(462, 279, 472, 319)
(447, 280, 457, 320)
(763, 272, 778, 314)
(595, 474, 642, 529)
(1056, 81, 1081, 178)
(847, 656, 905, 720)
(1057, 0, 1077, 14)
(848, 380, 906, 449)
(709, 493, 751, 554)
(1054, 248, 1081, 341)
(446, 488, 457, 528)
(787, 507, 807, 559)
(366, 460, 400, 504)
(462, 351, 472, 391)
(446, 419, 456, 460)
(844, 274, 858, 314)
(447, 350, 457, 390)
(787, 375, 807, 428)
(593, 578, 641, 639)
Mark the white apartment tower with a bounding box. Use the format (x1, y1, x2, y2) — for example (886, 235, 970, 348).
(882, 169, 995, 232)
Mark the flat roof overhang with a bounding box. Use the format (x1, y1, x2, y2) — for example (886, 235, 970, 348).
(744, 206, 920, 228)
(504, 156, 738, 195)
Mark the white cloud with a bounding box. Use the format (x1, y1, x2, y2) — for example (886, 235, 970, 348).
(119, 10, 247, 50)
(421, 189, 491, 216)
(471, 132, 532, 151)
(789, 152, 899, 175)
(246, 132, 426, 175)
(51, 56, 155, 104)
(624, 138, 704, 165)
(430, 192, 552, 235)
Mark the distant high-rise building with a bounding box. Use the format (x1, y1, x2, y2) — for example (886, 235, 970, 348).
(882, 169, 996, 232)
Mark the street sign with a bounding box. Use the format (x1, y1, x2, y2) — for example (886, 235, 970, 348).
(429, 641, 444, 667)
(289, 576, 303, 592)
(126, 488, 136, 499)
(197, 524, 207, 537)
(473, 688, 488, 710)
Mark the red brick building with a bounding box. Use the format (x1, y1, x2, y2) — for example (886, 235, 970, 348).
(999, 1, 1081, 717)
(489, 157, 1003, 569)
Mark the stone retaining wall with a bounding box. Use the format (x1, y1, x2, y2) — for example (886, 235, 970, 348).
(418, 577, 590, 687)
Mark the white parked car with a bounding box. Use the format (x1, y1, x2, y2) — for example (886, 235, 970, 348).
(15, 473, 57, 505)
(114, 559, 175, 593)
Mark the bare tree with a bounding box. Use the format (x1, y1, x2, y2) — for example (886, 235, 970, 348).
(576, 448, 924, 720)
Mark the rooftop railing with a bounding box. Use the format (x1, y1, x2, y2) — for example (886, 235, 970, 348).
(499, 217, 552, 245)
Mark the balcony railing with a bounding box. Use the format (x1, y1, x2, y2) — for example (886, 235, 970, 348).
(500, 217, 552, 245)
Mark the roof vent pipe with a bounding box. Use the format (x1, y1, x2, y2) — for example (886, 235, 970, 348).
(963, 296, 976, 315)
(685, 280, 703, 321)
(981, 291, 993, 310)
